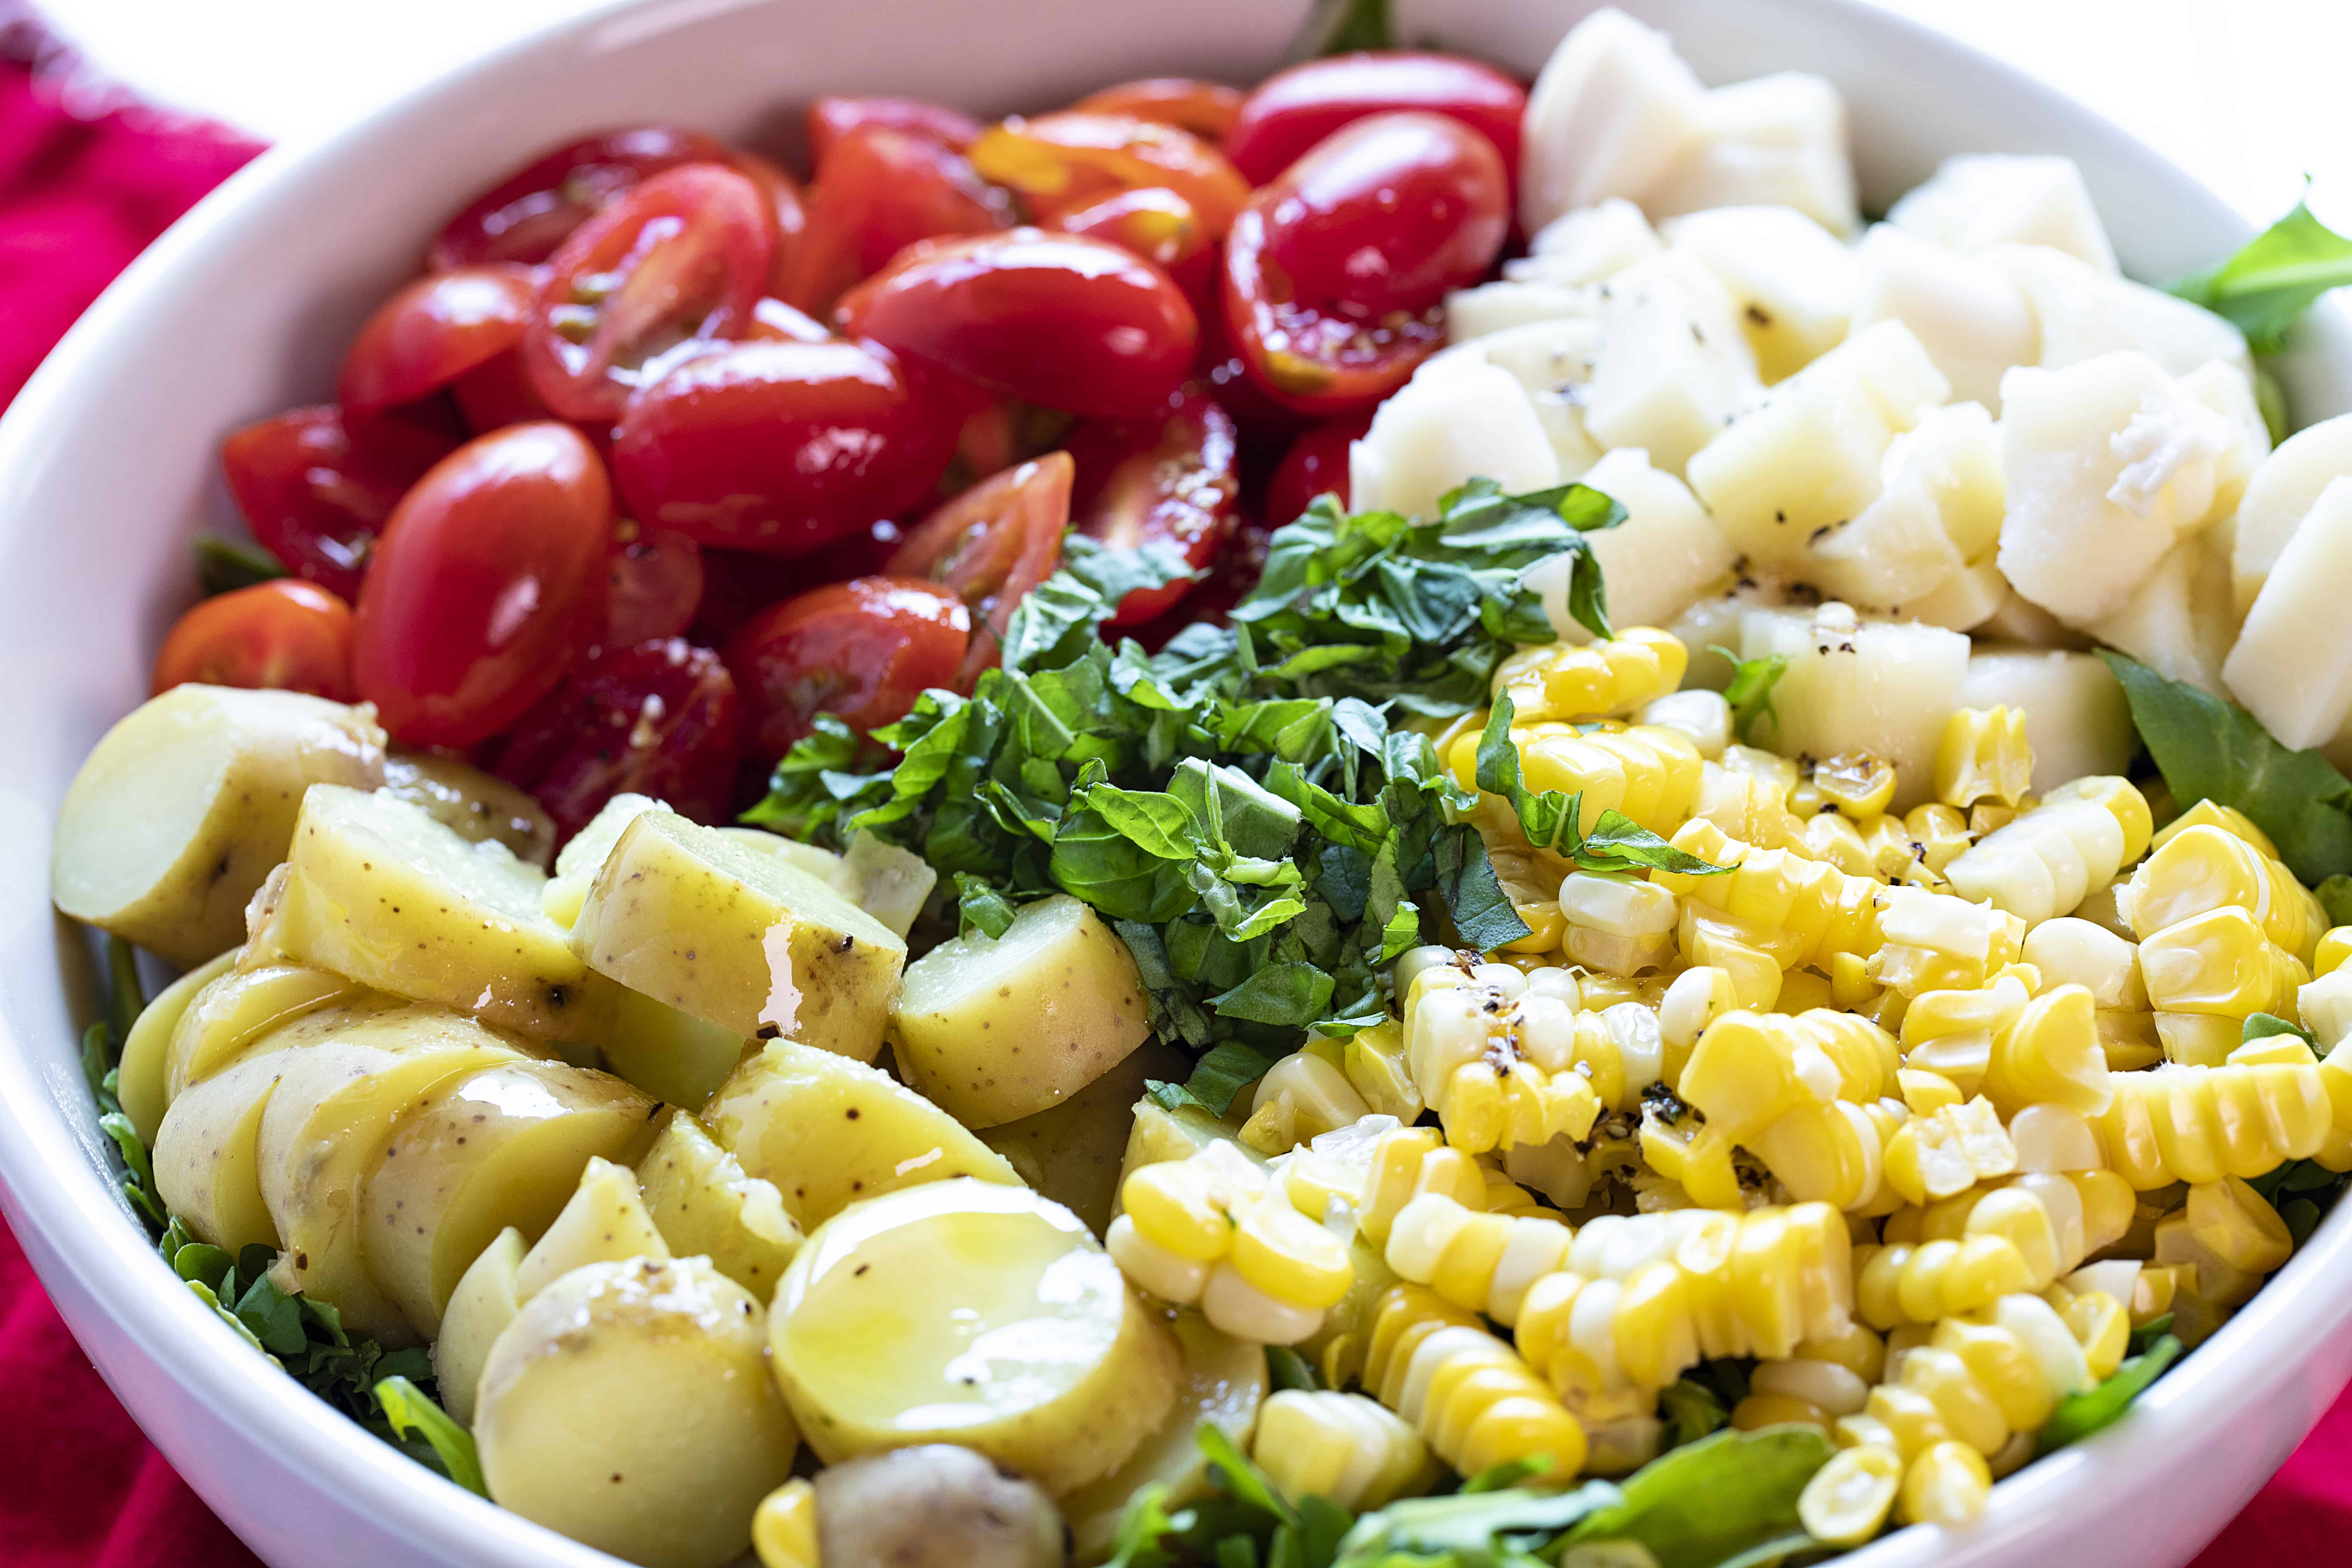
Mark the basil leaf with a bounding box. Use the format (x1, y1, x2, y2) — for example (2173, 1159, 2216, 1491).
(1212, 964, 1337, 1028)
(1560, 1426, 1833, 1568)
(1332, 1481, 1619, 1566)
(955, 874, 1018, 939)
(194, 533, 287, 596)
(1433, 821, 1530, 953)
(1581, 810, 1734, 877)
(2036, 1335, 2184, 1455)
(1161, 1040, 1283, 1118)
(1266, 1346, 1321, 1393)
(376, 1375, 486, 1494)
(1659, 1378, 1731, 1449)
(2169, 201, 2352, 355)
(2243, 1012, 2316, 1047)
(2318, 875, 2352, 927)
(1715, 645, 1787, 747)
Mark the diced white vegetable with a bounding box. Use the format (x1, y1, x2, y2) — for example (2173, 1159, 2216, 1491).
(1513, 197, 1663, 286)
(1889, 154, 2118, 273)
(1685, 320, 1947, 568)
(1663, 205, 1858, 382)
(2229, 412, 2352, 616)
(1529, 447, 1737, 641)
(1960, 650, 2136, 792)
(2224, 477, 2352, 749)
(1994, 351, 2236, 625)
(1349, 358, 1560, 519)
(2085, 532, 2239, 696)
(2178, 360, 2271, 528)
(1444, 280, 1592, 342)
(1908, 557, 2009, 632)
(1518, 7, 1710, 233)
(1581, 253, 1762, 476)
(1809, 401, 2002, 612)
(1449, 317, 1608, 477)
(1668, 575, 1799, 691)
(1989, 244, 2252, 379)
(1976, 586, 2086, 650)
(1646, 73, 1859, 236)
(1739, 604, 1970, 807)
(1848, 225, 2038, 410)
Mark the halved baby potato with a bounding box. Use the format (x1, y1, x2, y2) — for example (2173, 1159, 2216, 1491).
(163, 960, 366, 1105)
(117, 949, 236, 1144)
(378, 749, 555, 869)
(981, 1039, 1184, 1238)
(153, 1048, 293, 1255)
(635, 1110, 804, 1301)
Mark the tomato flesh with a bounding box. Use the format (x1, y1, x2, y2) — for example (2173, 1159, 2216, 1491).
(807, 96, 983, 163)
(607, 527, 706, 645)
(726, 576, 969, 761)
(351, 421, 614, 747)
(1265, 413, 1370, 528)
(839, 230, 1197, 420)
(340, 264, 538, 413)
(427, 126, 730, 272)
(967, 113, 1249, 239)
(152, 579, 355, 700)
(611, 337, 957, 556)
(1224, 52, 1526, 192)
(220, 406, 457, 600)
(1069, 387, 1239, 626)
(1071, 79, 1246, 144)
(780, 126, 1010, 317)
(887, 453, 1071, 686)
(496, 638, 744, 844)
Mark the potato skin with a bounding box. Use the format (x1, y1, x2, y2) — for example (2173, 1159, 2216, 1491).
(379, 748, 556, 868)
(162, 960, 365, 1105)
(635, 1110, 803, 1300)
(118, 949, 236, 1144)
(433, 1226, 524, 1426)
(982, 1040, 1185, 1237)
(814, 1446, 1067, 1568)
(477, 1256, 800, 1568)
(50, 685, 385, 966)
(153, 1048, 290, 1254)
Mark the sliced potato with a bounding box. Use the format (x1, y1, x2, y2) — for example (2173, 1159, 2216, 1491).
(770, 1178, 1181, 1495)
(433, 1227, 525, 1426)
(365, 1059, 658, 1337)
(831, 832, 937, 940)
(163, 960, 367, 1104)
(379, 749, 555, 869)
(814, 1446, 1067, 1568)
(602, 986, 752, 1110)
(982, 1040, 1183, 1237)
(573, 810, 903, 1058)
(636, 1110, 804, 1300)
(542, 793, 667, 928)
(51, 685, 386, 965)
(891, 894, 1151, 1127)
(703, 1039, 1018, 1228)
(269, 784, 613, 1041)
(514, 1154, 672, 1301)
(153, 1048, 291, 1254)
(714, 825, 844, 882)
(1961, 650, 2135, 793)
(478, 1256, 800, 1568)
(118, 949, 236, 1144)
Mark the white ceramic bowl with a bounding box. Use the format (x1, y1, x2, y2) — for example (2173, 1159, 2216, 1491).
(1, 2, 2347, 1565)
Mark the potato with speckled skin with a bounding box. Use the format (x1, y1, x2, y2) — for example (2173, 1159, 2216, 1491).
(602, 987, 751, 1110)
(379, 749, 555, 868)
(163, 960, 367, 1104)
(570, 811, 903, 1059)
(153, 1048, 293, 1254)
(365, 1059, 658, 1337)
(814, 1447, 1066, 1568)
(703, 1040, 1018, 1228)
(50, 685, 386, 966)
(769, 1178, 1180, 1496)
(981, 1039, 1183, 1237)
(118, 950, 235, 1144)
(890, 894, 1152, 1128)
(477, 1256, 800, 1568)
(433, 1228, 525, 1426)
(636, 1110, 803, 1299)
(267, 785, 615, 1041)
(831, 832, 937, 940)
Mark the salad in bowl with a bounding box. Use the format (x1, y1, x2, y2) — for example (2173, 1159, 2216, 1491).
(39, 5, 2352, 1567)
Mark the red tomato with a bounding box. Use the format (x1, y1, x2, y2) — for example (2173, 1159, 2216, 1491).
(607, 526, 705, 645)
(219, 405, 457, 600)
(839, 230, 1197, 420)
(806, 96, 984, 163)
(611, 337, 957, 556)
(799, 517, 910, 584)
(967, 113, 1250, 238)
(726, 577, 969, 761)
(495, 638, 743, 842)
(1223, 112, 1506, 416)
(747, 296, 832, 342)
(779, 126, 1011, 317)
(339, 264, 539, 412)
(686, 548, 811, 647)
(352, 422, 614, 747)
(1225, 52, 1526, 192)
(1123, 514, 1271, 648)
(1069, 387, 1239, 626)
(1071, 79, 1246, 144)
(522, 163, 776, 424)
(427, 126, 731, 272)
(1049, 187, 1213, 306)
(732, 150, 810, 292)
(151, 579, 355, 700)
(887, 453, 1071, 686)
(1266, 413, 1370, 527)
(451, 347, 558, 434)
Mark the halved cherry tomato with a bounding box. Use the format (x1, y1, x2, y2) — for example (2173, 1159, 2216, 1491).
(612, 337, 958, 556)
(732, 150, 809, 292)
(339, 264, 539, 412)
(427, 126, 730, 272)
(887, 453, 1070, 686)
(1072, 79, 1246, 144)
(220, 405, 458, 599)
(1266, 413, 1370, 527)
(686, 548, 810, 647)
(806, 96, 983, 164)
(1223, 112, 1505, 416)
(1124, 514, 1271, 648)
(968, 113, 1249, 238)
(1226, 54, 1526, 192)
(1194, 303, 1308, 446)
(747, 296, 832, 343)
(451, 347, 557, 434)
(799, 517, 910, 584)
(840, 230, 1197, 420)
(726, 577, 969, 761)
(1069, 387, 1239, 626)
(779, 126, 1011, 317)
(496, 638, 743, 842)
(352, 421, 613, 747)
(1049, 187, 1213, 307)
(522, 163, 776, 424)
(152, 579, 355, 700)
(607, 526, 705, 645)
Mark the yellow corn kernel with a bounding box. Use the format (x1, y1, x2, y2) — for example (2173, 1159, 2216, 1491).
(1251, 1390, 1436, 1510)
(1983, 983, 2115, 1119)
(1344, 1018, 1424, 1122)
(2095, 1062, 2336, 1189)
(2041, 776, 2156, 864)
(2185, 1176, 2294, 1276)
(1493, 628, 1689, 722)
(1362, 1285, 1588, 1482)
(2138, 906, 2308, 1020)
(1111, 1140, 1350, 1343)
(1800, 1444, 1903, 1545)
(1384, 1192, 1572, 1325)
(1899, 1441, 1992, 1526)
(1935, 707, 2032, 811)
(1659, 820, 1884, 971)
(1855, 1236, 2035, 1329)
(1513, 723, 1705, 838)
(1123, 1160, 1238, 1262)
(751, 1479, 819, 1568)
(1884, 1097, 2017, 1205)
(1772, 968, 1838, 1015)
(1946, 785, 2146, 926)
(2153, 1209, 2267, 1309)
(1898, 972, 2031, 1093)
(1677, 1008, 1900, 1144)
(1232, 1196, 1356, 1309)
(2149, 798, 2279, 860)
(2316, 926, 2352, 979)
(1904, 803, 1973, 876)
(1244, 1050, 1374, 1154)
(1690, 757, 1807, 850)
(1869, 887, 2026, 999)
(2156, 1013, 2243, 1068)
(1358, 1128, 1490, 1247)
(1814, 751, 1898, 820)
(2126, 824, 2326, 965)
(1898, 1067, 1965, 1116)
(2057, 1287, 2131, 1380)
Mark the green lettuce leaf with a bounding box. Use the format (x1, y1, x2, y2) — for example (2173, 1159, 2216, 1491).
(1559, 1426, 1833, 1568)
(2169, 201, 2352, 355)
(377, 1375, 486, 1494)
(1332, 1481, 1618, 1567)
(2035, 1335, 2184, 1455)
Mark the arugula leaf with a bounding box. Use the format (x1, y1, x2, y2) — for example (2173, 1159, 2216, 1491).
(2101, 652, 2352, 884)
(2169, 201, 2352, 355)
(1332, 1481, 1618, 1566)
(193, 533, 287, 596)
(2035, 1336, 2184, 1455)
(377, 1375, 486, 1494)
(1713, 646, 1787, 748)
(1559, 1427, 1832, 1568)
(2243, 1012, 2316, 1048)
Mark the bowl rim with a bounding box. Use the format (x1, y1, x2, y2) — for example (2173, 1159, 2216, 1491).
(0, 1, 2346, 1566)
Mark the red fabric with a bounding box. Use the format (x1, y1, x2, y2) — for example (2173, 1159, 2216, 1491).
(0, 32, 2350, 1568)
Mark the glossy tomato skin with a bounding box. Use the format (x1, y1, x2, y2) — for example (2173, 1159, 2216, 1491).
(839, 230, 1197, 420)
(1265, 413, 1370, 527)
(152, 579, 355, 700)
(1069, 386, 1239, 626)
(1224, 53, 1526, 191)
(352, 421, 614, 748)
(611, 337, 958, 556)
(1048, 187, 1213, 307)
(522, 163, 776, 424)
(607, 526, 706, 645)
(339, 264, 538, 412)
(887, 453, 1071, 687)
(220, 406, 457, 600)
(428, 126, 730, 272)
(967, 113, 1250, 238)
(1072, 79, 1246, 144)
(806, 96, 984, 163)
(1224, 112, 1506, 416)
(732, 150, 810, 292)
(780, 126, 1011, 317)
(1124, 514, 1270, 649)
(451, 347, 558, 434)
(726, 576, 969, 762)
(495, 638, 743, 843)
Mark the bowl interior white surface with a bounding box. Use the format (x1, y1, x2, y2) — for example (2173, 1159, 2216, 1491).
(1, 2, 2348, 1566)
